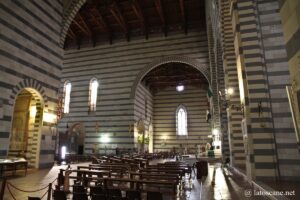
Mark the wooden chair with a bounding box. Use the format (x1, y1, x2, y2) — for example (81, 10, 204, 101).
(126, 190, 141, 200)
(147, 191, 163, 200)
(28, 197, 41, 200)
(53, 190, 67, 200)
(91, 194, 107, 200)
(73, 185, 86, 193)
(107, 188, 122, 198)
(90, 186, 104, 195)
(73, 192, 89, 200)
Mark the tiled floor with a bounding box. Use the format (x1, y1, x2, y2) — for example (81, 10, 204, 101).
(0, 160, 297, 200)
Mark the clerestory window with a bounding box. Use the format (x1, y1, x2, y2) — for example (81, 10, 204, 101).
(176, 105, 188, 136)
(63, 81, 72, 113)
(89, 78, 99, 112)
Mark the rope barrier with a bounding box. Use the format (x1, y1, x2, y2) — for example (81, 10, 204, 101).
(51, 177, 58, 184)
(7, 182, 49, 193)
(40, 189, 49, 199)
(6, 184, 17, 200)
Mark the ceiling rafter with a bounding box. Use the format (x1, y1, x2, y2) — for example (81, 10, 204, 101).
(179, 0, 188, 34)
(154, 0, 168, 36)
(131, 0, 148, 39)
(64, 0, 206, 49)
(109, 0, 130, 41)
(73, 13, 92, 37)
(91, 7, 113, 44)
(147, 80, 208, 85)
(67, 27, 76, 39)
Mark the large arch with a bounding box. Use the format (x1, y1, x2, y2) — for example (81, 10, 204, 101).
(130, 55, 210, 99)
(132, 55, 211, 154)
(60, 0, 87, 47)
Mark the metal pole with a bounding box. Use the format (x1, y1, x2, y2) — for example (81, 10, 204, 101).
(0, 178, 6, 200)
(47, 183, 52, 200)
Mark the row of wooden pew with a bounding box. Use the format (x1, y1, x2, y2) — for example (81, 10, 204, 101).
(54, 155, 192, 199)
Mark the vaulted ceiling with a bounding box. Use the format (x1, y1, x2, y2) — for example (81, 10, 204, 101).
(142, 63, 209, 93)
(64, 0, 206, 48)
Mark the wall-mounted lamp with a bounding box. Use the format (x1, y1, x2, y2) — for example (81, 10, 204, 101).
(43, 112, 57, 123)
(212, 128, 219, 135)
(219, 88, 244, 115)
(30, 106, 37, 118)
(100, 135, 110, 143)
(227, 88, 234, 96)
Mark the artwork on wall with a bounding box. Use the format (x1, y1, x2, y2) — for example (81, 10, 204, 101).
(10, 116, 27, 151)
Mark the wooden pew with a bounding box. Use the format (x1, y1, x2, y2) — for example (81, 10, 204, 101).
(58, 169, 179, 193)
(140, 168, 184, 179)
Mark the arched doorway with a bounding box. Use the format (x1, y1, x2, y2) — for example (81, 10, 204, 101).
(9, 88, 44, 168)
(59, 123, 85, 156)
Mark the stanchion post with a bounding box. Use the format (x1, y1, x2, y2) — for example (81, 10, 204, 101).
(47, 183, 52, 200)
(0, 178, 6, 200)
(58, 169, 63, 188)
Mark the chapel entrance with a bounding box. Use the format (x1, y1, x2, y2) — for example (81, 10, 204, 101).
(9, 88, 44, 168)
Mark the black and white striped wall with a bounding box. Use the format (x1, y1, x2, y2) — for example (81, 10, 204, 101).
(226, 0, 300, 181)
(0, 0, 63, 168)
(61, 30, 210, 153)
(153, 85, 210, 153)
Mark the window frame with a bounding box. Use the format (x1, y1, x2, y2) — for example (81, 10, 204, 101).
(63, 81, 72, 114)
(89, 78, 99, 112)
(176, 105, 188, 136)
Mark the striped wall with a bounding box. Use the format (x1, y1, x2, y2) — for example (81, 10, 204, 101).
(134, 83, 153, 152)
(206, 0, 231, 160)
(220, 0, 246, 170)
(256, 0, 300, 180)
(61, 30, 209, 153)
(280, 0, 300, 151)
(228, 0, 300, 180)
(0, 0, 63, 168)
(152, 86, 210, 153)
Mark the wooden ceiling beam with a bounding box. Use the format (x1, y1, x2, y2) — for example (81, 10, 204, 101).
(145, 74, 204, 79)
(131, 0, 148, 39)
(179, 0, 188, 34)
(109, 1, 130, 41)
(73, 13, 92, 37)
(154, 0, 168, 36)
(91, 7, 113, 45)
(147, 80, 208, 86)
(67, 27, 76, 39)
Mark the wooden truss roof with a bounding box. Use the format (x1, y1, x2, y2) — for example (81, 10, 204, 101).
(142, 62, 209, 93)
(64, 0, 205, 48)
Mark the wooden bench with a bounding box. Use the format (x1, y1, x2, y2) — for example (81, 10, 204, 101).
(58, 169, 179, 193)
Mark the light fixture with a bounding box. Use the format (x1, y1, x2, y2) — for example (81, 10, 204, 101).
(30, 106, 37, 118)
(219, 88, 244, 115)
(43, 112, 57, 123)
(61, 146, 66, 160)
(100, 135, 110, 143)
(227, 88, 234, 95)
(212, 128, 219, 135)
(176, 84, 184, 92)
(162, 135, 167, 141)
